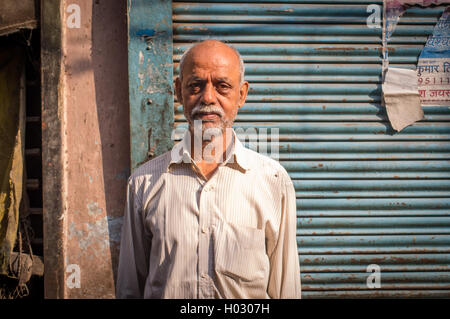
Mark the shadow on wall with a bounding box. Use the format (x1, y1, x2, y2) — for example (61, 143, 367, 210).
(91, 0, 130, 295)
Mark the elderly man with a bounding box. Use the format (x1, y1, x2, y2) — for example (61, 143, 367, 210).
(116, 40, 301, 299)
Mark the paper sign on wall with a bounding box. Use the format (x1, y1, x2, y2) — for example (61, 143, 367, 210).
(417, 8, 450, 105)
(382, 68, 424, 132)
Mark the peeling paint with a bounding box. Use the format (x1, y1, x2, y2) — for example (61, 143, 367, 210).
(68, 218, 110, 253)
(135, 28, 155, 37)
(138, 50, 144, 65)
(83, 172, 93, 183)
(137, 70, 144, 88)
(87, 202, 102, 216)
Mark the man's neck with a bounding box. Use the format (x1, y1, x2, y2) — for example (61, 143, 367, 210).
(189, 127, 234, 180)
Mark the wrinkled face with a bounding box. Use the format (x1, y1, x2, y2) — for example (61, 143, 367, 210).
(175, 42, 249, 133)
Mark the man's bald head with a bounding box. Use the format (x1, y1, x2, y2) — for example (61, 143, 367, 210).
(179, 40, 245, 85)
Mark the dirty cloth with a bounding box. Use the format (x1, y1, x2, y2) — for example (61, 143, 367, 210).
(0, 45, 25, 276)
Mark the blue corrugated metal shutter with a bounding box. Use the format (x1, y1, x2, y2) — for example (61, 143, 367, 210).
(172, 1, 450, 298)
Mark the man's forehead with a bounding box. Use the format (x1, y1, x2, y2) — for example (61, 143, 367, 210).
(184, 66, 239, 84)
(188, 40, 239, 61)
(188, 53, 237, 68)
(182, 42, 241, 77)
(186, 63, 234, 78)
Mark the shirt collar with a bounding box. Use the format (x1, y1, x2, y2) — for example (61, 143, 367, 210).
(168, 128, 251, 172)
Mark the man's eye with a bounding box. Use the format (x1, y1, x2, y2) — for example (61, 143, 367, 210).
(217, 84, 230, 92)
(189, 83, 201, 92)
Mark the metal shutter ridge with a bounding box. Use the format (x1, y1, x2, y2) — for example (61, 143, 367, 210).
(172, 1, 450, 298)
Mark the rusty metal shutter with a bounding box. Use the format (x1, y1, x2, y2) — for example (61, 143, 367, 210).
(172, 1, 450, 298)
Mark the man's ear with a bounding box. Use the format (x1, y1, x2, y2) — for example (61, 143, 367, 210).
(175, 77, 183, 105)
(238, 81, 249, 109)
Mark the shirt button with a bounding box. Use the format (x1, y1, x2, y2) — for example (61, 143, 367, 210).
(202, 226, 208, 234)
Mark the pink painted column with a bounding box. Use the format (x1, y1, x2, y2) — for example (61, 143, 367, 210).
(60, 0, 129, 298)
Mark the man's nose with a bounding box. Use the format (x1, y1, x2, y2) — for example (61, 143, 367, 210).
(200, 81, 216, 105)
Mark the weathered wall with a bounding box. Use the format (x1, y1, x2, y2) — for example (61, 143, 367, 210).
(60, 0, 129, 298)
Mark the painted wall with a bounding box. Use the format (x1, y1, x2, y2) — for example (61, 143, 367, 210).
(61, 0, 129, 298)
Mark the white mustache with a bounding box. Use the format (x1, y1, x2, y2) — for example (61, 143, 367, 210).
(191, 104, 225, 119)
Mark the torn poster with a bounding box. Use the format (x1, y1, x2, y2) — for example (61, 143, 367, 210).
(382, 67, 424, 132)
(384, 1, 450, 71)
(385, 1, 450, 41)
(417, 7, 450, 105)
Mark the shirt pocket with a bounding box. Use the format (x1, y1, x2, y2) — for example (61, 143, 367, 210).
(213, 221, 269, 283)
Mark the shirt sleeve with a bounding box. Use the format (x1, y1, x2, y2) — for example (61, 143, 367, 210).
(116, 176, 152, 298)
(267, 169, 301, 299)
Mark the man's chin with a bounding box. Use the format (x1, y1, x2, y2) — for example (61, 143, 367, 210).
(202, 125, 225, 136)
(190, 119, 222, 129)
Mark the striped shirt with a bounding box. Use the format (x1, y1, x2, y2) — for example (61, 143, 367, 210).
(116, 129, 301, 299)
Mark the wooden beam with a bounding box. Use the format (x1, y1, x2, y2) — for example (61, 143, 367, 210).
(40, 0, 65, 299)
